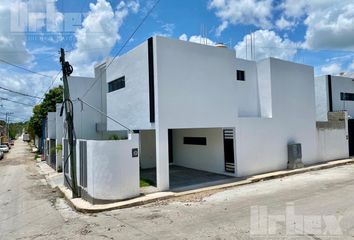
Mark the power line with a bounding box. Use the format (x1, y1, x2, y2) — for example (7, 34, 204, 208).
(0, 58, 53, 78)
(0, 86, 43, 99)
(107, 0, 161, 69)
(36, 70, 62, 105)
(80, 0, 161, 99)
(0, 97, 34, 107)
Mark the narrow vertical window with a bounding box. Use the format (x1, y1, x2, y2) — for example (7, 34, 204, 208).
(237, 70, 245, 81)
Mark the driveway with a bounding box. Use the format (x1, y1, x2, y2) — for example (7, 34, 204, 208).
(1, 139, 354, 239)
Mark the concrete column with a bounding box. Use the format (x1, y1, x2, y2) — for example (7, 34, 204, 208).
(155, 127, 169, 190)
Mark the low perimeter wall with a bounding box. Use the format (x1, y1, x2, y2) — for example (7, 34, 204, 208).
(76, 134, 140, 204)
(316, 112, 349, 162)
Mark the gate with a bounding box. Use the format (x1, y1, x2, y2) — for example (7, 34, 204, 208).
(348, 120, 354, 156)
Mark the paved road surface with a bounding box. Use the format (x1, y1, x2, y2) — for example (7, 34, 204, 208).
(1, 139, 354, 239)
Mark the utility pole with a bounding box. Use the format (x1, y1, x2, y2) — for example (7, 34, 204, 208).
(5, 112, 13, 143)
(60, 48, 79, 198)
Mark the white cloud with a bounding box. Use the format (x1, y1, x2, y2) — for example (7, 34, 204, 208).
(0, 0, 63, 65)
(153, 23, 175, 37)
(0, 0, 32, 64)
(234, 30, 298, 60)
(179, 34, 188, 41)
(281, 0, 354, 50)
(179, 34, 215, 46)
(0, 68, 61, 121)
(275, 16, 293, 30)
(349, 60, 354, 71)
(208, 0, 273, 35)
(320, 63, 342, 75)
(215, 21, 228, 37)
(68, 0, 139, 76)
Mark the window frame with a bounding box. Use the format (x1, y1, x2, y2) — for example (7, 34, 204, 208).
(108, 76, 125, 93)
(183, 137, 207, 146)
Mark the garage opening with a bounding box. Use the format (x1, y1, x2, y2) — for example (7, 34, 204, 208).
(140, 128, 237, 191)
(168, 128, 236, 190)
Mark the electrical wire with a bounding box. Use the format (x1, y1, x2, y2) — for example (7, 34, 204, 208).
(80, 0, 161, 99)
(0, 86, 43, 99)
(36, 70, 62, 105)
(0, 97, 34, 107)
(61, 98, 77, 193)
(0, 58, 53, 78)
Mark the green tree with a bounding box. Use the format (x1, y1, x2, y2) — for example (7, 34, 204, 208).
(9, 122, 27, 139)
(27, 86, 63, 138)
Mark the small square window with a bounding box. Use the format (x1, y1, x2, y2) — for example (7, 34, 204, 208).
(237, 70, 245, 81)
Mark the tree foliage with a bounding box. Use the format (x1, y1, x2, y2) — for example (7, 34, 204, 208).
(9, 122, 27, 139)
(27, 86, 63, 137)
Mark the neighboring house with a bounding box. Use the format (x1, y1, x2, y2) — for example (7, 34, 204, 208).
(45, 112, 56, 169)
(315, 74, 354, 154)
(66, 62, 127, 141)
(55, 104, 64, 172)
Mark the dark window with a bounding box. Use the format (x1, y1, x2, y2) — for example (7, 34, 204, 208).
(184, 137, 207, 145)
(237, 70, 245, 81)
(341, 92, 354, 101)
(108, 76, 125, 92)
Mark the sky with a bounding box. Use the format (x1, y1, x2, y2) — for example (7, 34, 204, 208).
(0, 0, 353, 122)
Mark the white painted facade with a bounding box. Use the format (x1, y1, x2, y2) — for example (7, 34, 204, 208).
(102, 36, 348, 191)
(315, 75, 354, 121)
(67, 75, 103, 140)
(47, 112, 56, 139)
(55, 104, 64, 171)
(64, 36, 348, 199)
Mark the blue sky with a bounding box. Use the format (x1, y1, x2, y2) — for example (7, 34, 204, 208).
(0, 0, 353, 121)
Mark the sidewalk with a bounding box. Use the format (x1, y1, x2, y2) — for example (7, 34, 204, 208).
(37, 158, 354, 213)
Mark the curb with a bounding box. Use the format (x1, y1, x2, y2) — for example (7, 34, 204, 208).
(57, 158, 354, 213)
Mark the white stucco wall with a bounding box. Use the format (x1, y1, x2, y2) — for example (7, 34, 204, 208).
(106, 43, 152, 131)
(317, 127, 348, 162)
(139, 130, 156, 169)
(257, 59, 273, 118)
(155, 37, 238, 129)
(235, 59, 260, 117)
(55, 104, 64, 171)
(314, 75, 329, 121)
(236, 58, 318, 177)
(68, 76, 103, 140)
(154, 37, 239, 189)
(172, 128, 227, 175)
(84, 134, 140, 201)
(47, 112, 56, 139)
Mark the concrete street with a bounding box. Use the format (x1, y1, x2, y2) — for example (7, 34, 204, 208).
(1, 140, 354, 239)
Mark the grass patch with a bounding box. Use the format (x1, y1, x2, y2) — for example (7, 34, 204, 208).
(34, 153, 39, 160)
(140, 178, 155, 187)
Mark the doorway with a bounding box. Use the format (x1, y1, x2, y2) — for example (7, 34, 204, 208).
(348, 120, 354, 156)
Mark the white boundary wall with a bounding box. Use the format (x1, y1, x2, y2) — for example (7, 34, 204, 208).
(317, 127, 348, 162)
(77, 134, 140, 201)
